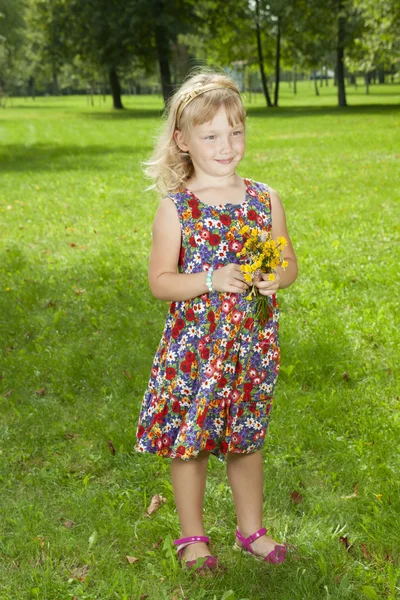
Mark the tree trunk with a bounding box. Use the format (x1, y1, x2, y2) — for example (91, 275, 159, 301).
(365, 72, 369, 94)
(154, 0, 173, 106)
(337, 0, 347, 107)
(255, 0, 272, 107)
(273, 15, 281, 106)
(293, 64, 297, 94)
(52, 63, 59, 96)
(313, 72, 320, 96)
(28, 76, 35, 100)
(109, 67, 124, 109)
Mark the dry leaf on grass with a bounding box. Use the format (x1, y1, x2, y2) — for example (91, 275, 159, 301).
(63, 520, 76, 529)
(153, 537, 163, 549)
(107, 439, 116, 455)
(360, 542, 371, 560)
(290, 490, 303, 504)
(341, 483, 359, 499)
(126, 555, 139, 564)
(69, 565, 89, 581)
(123, 370, 132, 379)
(339, 536, 352, 552)
(145, 494, 166, 516)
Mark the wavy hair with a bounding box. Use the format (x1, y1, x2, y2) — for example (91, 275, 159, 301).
(141, 67, 247, 197)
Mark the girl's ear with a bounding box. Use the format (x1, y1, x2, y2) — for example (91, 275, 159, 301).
(174, 129, 189, 152)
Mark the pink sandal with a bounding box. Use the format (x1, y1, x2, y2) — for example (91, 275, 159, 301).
(234, 527, 291, 564)
(173, 535, 221, 572)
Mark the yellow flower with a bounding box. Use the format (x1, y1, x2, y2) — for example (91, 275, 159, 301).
(268, 273, 275, 281)
(240, 225, 250, 234)
(281, 260, 288, 269)
(277, 236, 287, 247)
(375, 494, 382, 500)
(246, 293, 253, 300)
(244, 273, 253, 283)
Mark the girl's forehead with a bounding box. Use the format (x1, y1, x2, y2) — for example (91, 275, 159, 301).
(196, 110, 244, 130)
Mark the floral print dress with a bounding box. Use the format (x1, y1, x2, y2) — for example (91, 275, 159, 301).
(134, 178, 280, 463)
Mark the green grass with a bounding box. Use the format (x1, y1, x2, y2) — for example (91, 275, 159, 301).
(1, 80, 400, 600)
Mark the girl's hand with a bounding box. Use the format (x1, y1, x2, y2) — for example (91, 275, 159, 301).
(253, 271, 280, 296)
(212, 263, 249, 294)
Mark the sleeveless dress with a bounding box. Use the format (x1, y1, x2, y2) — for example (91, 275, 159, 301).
(134, 178, 280, 463)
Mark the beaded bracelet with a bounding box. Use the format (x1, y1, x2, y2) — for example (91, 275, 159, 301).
(206, 267, 214, 293)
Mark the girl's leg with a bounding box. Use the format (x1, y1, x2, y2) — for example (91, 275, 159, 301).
(171, 450, 211, 561)
(226, 449, 282, 557)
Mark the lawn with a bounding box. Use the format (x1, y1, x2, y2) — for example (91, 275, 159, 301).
(0, 80, 399, 600)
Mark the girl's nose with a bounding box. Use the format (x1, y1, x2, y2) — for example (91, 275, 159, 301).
(219, 137, 233, 154)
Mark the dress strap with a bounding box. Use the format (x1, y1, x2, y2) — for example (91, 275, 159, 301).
(166, 187, 189, 220)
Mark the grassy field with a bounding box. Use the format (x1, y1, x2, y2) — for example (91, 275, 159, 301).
(1, 80, 400, 600)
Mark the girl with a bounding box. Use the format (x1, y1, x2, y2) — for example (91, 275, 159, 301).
(134, 69, 298, 572)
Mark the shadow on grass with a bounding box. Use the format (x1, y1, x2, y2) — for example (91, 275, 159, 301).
(82, 108, 164, 120)
(0, 143, 152, 173)
(245, 103, 400, 119)
(78, 103, 400, 121)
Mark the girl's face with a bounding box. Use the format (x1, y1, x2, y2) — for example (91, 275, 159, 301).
(174, 105, 245, 181)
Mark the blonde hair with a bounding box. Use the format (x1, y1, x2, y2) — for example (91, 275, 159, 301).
(142, 67, 246, 197)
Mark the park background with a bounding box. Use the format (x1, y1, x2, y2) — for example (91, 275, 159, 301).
(1, 1, 399, 599)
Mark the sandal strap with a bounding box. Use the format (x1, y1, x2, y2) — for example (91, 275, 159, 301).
(173, 535, 210, 547)
(173, 535, 210, 559)
(236, 527, 267, 549)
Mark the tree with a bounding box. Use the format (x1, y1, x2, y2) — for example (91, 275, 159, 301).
(0, 0, 25, 103)
(346, 0, 400, 91)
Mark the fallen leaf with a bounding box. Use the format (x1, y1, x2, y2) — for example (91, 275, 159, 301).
(145, 494, 167, 516)
(64, 432, 78, 439)
(339, 536, 352, 552)
(341, 483, 359, 499)
(343, 372, 349, 381)
(70, 243, 77, 247)
(74, 289, 85, 295)
(35, 388, 46, 396)
(290, 490, 303, 504)
(384, 552, 395, 563)
(63, 520, 76, 529)
(360, 542, 371, 560)
(153, 537, 163, 549)
(107, 440, 116, 455)
(3, 390, 13, 398)
(69, 565, 89, 581)
(123, 370, 132, 379)
(126, 555, 139, 564)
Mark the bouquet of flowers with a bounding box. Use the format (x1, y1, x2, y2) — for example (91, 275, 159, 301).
(236, 226, 288, 325)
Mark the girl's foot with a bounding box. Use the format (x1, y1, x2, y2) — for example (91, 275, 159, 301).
(180, 541, 213, 563)
(238, 531, 283, 558)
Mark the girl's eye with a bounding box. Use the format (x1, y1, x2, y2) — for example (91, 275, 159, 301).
(233, 130, 243, 135)
(205, 135, 215, 140)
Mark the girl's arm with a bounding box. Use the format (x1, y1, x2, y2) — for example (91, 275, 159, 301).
(254, 187, 298, 296)
(148, 197, 248, 301)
